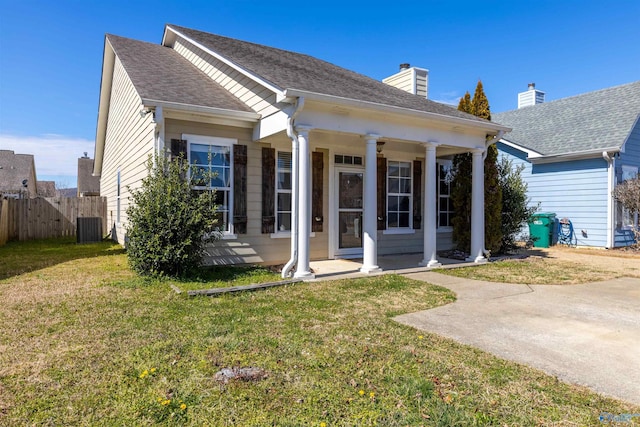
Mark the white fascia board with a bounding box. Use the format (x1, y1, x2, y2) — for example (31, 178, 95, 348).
(93, 37, 116, 176)
(165, 26, 287, 103)
(284, 88, 511, 135)
(253, 109, 289, 141)
(528, 147, 621, 164)
(142, 99, 260, 122)
(498, 139, 543, 158)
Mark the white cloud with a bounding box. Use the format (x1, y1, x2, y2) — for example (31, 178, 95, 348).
(0, 134, 94, 176)
(432, 91, 462, 106)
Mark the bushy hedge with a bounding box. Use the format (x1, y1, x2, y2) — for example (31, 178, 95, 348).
(125, 154, 220, 277)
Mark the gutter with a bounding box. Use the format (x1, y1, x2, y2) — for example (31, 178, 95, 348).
(603, 151, 615, 248)
(528, 147, 621, 164)
(281, 97, 305, 278)
(142, 99, 260, 121)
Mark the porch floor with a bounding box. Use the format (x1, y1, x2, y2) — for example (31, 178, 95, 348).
(308, 253, 476, 281)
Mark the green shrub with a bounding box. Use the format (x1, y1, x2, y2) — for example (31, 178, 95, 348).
(498, 157, 538, 253)
(126, 154, 219, 277)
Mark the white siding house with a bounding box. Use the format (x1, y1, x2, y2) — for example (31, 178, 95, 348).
(495, 81, 640, 248)
(94, 24, 509, 277)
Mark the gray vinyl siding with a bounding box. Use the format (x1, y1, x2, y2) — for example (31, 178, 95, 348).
(101, 56, 155, 243)
(498, 142, 610, 247)
(165, 119, 328, 265)
(172, 37, 282, 117)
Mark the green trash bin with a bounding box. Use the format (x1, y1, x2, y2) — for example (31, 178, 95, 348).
(528, 213, 556, 248)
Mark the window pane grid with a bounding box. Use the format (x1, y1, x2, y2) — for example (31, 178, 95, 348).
(189, 141, 233, 233)
(387, 161, 412, 229)
(438, 163, 454, 228)
(276, 151, 293, 232)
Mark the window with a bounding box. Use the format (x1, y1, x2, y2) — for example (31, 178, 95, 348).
(116, 169, 121, 224)
(437, 161, 454, 228)
(335, 154, 363, 165)
(276, 151, 292, 232)
(186, 135, 236, 234)
(617, 165, 639, 229)
(387, 161, 412, 228)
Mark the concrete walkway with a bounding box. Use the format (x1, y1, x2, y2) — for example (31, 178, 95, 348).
(395, 272, 640, 405)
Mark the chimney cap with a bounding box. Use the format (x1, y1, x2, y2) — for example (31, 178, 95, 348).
(528, 82, 536, 90)
(399, 63, 411, 70)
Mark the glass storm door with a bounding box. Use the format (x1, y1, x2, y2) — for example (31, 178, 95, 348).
(336, 170, 364, 256)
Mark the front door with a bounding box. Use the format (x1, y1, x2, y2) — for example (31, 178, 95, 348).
(335, 168, 364, 257)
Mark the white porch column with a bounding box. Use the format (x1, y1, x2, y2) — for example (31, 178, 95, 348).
(467, 148, 487, 263)
(419, 142, 441, 268)
(360, 134, 381, 273)
(294, 126, 315, 279)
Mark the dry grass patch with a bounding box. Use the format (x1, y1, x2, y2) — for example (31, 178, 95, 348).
(439, 255, 637, 284)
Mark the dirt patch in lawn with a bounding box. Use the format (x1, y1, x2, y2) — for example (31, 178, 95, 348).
(535, 246, 640, 278)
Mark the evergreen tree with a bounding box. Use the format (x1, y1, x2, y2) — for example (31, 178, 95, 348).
(451, 92, 473, 251)
(451, 81, 503, 254)
(126, 154, 220, 277)
(470, 80, 504, 253)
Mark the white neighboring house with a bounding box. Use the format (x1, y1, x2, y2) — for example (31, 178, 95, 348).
(94, 24, 509, 277)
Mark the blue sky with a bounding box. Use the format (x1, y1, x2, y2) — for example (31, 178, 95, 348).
(1, 0, 639, 187)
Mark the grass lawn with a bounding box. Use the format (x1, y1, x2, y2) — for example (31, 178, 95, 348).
(1, 238, 638, 425)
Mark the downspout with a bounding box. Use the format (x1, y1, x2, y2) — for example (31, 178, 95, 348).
(482, 130, 505, 258)
(281, 97, 305, 278)
(603, 151, 614, 248)
(151, 106, 164, 162)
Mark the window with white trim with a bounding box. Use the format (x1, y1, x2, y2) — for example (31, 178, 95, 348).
(186, 135, 236, 234)
(276, 151, 292, 232)
(618, 165, 639, 229)
(387, 160, 412, 228)
(437, 160, 454, 228)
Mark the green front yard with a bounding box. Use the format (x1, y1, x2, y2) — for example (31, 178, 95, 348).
(0, 238, 637, 425)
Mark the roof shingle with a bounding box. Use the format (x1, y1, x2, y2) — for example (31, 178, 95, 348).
(167, 24, 489, 123)
(107, 34, 253, 113)
(493, 81, 640, 156)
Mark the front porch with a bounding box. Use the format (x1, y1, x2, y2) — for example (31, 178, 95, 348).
(309, 252, 476, 281)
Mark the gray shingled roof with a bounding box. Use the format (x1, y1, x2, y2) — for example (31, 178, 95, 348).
(0, 150, 36, 196)
(37, 181, 57, 197)
(493, 81, 640, 156)
(106, 34, 253, 113)
(77, 157, 100, 195)
(167, 24, 489, 123)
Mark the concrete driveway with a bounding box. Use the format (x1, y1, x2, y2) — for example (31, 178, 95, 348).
(395, 271, 640, 405)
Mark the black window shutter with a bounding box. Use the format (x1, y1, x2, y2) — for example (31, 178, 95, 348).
(312, 151, 324, 232)
(170, 139, 187, 161)
(377, 157, 387, 230)
(261, 147, 275, 234)
(233, 145, 247, 234)
(413, 159, 422, 229)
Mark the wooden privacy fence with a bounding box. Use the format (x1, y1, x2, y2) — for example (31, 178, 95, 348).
(0, 197, 107, 245)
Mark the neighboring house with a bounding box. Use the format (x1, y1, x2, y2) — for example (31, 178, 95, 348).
(494, 81, 640, 248)
(0, 150, 38, 198)
(77, 154, 101, 196)
(94, 24, 509, 277)
(37, 181, 57, 198)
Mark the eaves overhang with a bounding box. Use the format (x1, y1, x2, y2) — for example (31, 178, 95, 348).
(499, 138, 622, 164)
(142, 99, 260, 122)
(284, 88, 511, 136)
(93, 37, 116, 176)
